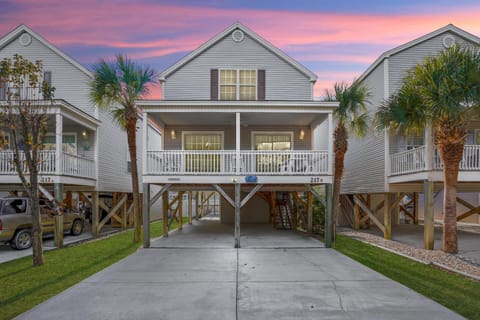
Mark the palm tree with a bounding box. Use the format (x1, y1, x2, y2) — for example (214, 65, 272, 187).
(375, 45, 480, 253)
(324, 81, 370, 242)
(90, 55, 156, 243)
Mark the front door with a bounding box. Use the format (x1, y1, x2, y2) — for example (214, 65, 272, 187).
(253, 132, 292, 172)
(183, 132, 223, 172)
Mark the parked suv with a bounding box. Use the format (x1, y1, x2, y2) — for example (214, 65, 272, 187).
(0, 196, 85, 250)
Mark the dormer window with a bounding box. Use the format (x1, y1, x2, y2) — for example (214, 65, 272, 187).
(211, 68, 265, 101)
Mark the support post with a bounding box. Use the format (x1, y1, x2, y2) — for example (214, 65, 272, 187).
(92, 191, 99, 237)
(234, 183, 241, 248)
(188, 191, 193, 224)
(162, 191, 169, 237)
(307, 191, 313, 233)
(354, 196, 360, 230)
(54, 183, 64, 248)
(143, 183, 150, 248)
(384, 193, 392, 240)
(178, 191, 184, 230)
(325, 183, 333, 248)
(394, 193, 400, 225)
(424, 180, 435, 250)
(195, 192, 199, 220)
(413, 192, 419, 224)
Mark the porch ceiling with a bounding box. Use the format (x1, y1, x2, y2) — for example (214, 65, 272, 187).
(150, 112, 326, 126)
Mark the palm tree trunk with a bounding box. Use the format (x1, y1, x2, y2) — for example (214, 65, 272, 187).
(332, 124, 348, 242)
(439, 142, 463, 254)
(126, 118, 142, 243)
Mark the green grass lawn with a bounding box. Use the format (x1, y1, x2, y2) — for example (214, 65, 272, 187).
(335, 234, 480, 320)
(0, 219, 183, 320)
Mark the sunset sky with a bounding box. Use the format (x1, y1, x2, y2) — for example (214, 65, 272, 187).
(1, 0, 480, 98)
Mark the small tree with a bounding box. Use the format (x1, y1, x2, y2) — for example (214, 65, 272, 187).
(324, 81, 370, 242)
(90, 55, 155, 243)
(0, 54, 54, 266)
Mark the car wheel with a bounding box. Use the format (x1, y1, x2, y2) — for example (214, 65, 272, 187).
(11, 229, 32, 250)
(70, 219, 84, 236)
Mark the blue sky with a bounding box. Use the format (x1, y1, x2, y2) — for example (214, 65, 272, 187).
(0, 0, 479, 97)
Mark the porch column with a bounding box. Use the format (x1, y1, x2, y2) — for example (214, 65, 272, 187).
(328, 112, 334, 175)
(188, 191, 193, 224)
(307, 192, 313, 233)
(92, 191, 99, 237)
(143, 183, 150, 248)
(142, 111, 148, 174)
(424, 180, 435, 250)
(54, 183, 64, 248)
(236, 112, 240, 174)
(325, 183, 333, 248)
(55, 113, 63, 175)
(234, 182, 241, 248)
(424, 125, 433, 171)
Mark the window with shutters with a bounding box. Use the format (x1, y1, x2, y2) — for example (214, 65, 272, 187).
(218, 69, 258, 101)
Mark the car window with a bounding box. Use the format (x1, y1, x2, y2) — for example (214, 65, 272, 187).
(2, 199, 27, 214)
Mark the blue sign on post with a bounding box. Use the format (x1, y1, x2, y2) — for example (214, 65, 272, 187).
(245, 175, 257, 183)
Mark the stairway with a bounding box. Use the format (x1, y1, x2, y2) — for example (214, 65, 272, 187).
(275, 193, 292, 230)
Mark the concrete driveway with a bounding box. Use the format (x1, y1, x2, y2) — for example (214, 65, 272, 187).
(17, 219, 464, 320)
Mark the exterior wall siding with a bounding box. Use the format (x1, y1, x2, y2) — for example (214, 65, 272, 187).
(161, 125, 312, 150)
(342, 62, 386, 194)
(0, 34, 95, 115)
(164, 32, 312, 101)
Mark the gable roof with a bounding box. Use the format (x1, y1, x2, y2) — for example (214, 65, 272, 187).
(159, 22, 318, 82)
(359, 24, 480, 82)
(0, 24, 93, 78)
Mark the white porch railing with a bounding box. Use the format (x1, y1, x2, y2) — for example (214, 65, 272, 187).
(390, 147, 426, 175)
(146, 150, 329, 175)
(0, 150, 95, 179)
(390, 145, 480, 175)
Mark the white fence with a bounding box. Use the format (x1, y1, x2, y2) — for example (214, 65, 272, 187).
(146, 150, 329, 175)
(0, 150, 95, 179)
(390, 145, 480, 175)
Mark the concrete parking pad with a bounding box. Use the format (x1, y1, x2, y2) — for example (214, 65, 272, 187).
(17, 219, 464, 320)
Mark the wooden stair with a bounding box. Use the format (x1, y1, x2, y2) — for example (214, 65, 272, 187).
(275, 192, 292, 230)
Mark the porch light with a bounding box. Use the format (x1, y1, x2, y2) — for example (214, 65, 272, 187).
(81, 130, 88, 139)
(299, 129, 305, 140)
(170, 130, 177, 140)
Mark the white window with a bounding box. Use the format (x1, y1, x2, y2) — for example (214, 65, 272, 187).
(183, 132, 223, 172)
(253, 132, 293, 151)
(43, 133, 77, 154)
(406, 133, 424, 150)
(219, 69, 256, 101)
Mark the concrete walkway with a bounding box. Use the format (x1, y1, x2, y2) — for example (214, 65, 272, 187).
(17, 219, 464, 320)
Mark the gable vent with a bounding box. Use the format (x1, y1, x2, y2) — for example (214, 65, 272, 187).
(442, 35, 456, 48)
(19, 33, 32, 46)
(232, 30, 244, 42)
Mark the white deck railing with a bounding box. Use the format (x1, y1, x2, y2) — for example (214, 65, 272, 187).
(390, 147, 426, 175)
(0, 150, 95, 179)
(146, 150, 329, 175)
(390, 145, 480, 175)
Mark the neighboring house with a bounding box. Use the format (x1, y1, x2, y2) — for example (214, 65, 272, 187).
(138, 22, 338, 248)
(342, 24, 480, 248)
(0, 25, 143, 237)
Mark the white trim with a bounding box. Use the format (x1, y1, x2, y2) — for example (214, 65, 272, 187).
(159, 22, 317, 82)
(181, 131, 225, 151)
(251, 131, 294, 150)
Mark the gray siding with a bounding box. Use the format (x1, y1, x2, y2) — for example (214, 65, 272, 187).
(162, 125, 312, 150)
(0, 33, 94, 115)
(164, 32, 312, 100)
(389, 31, 476, 95)
(342, 62, 386, 194)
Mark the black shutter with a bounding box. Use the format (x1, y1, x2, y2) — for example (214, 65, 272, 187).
(257, 69, 265, 100)
(210, 69, 218, 100)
